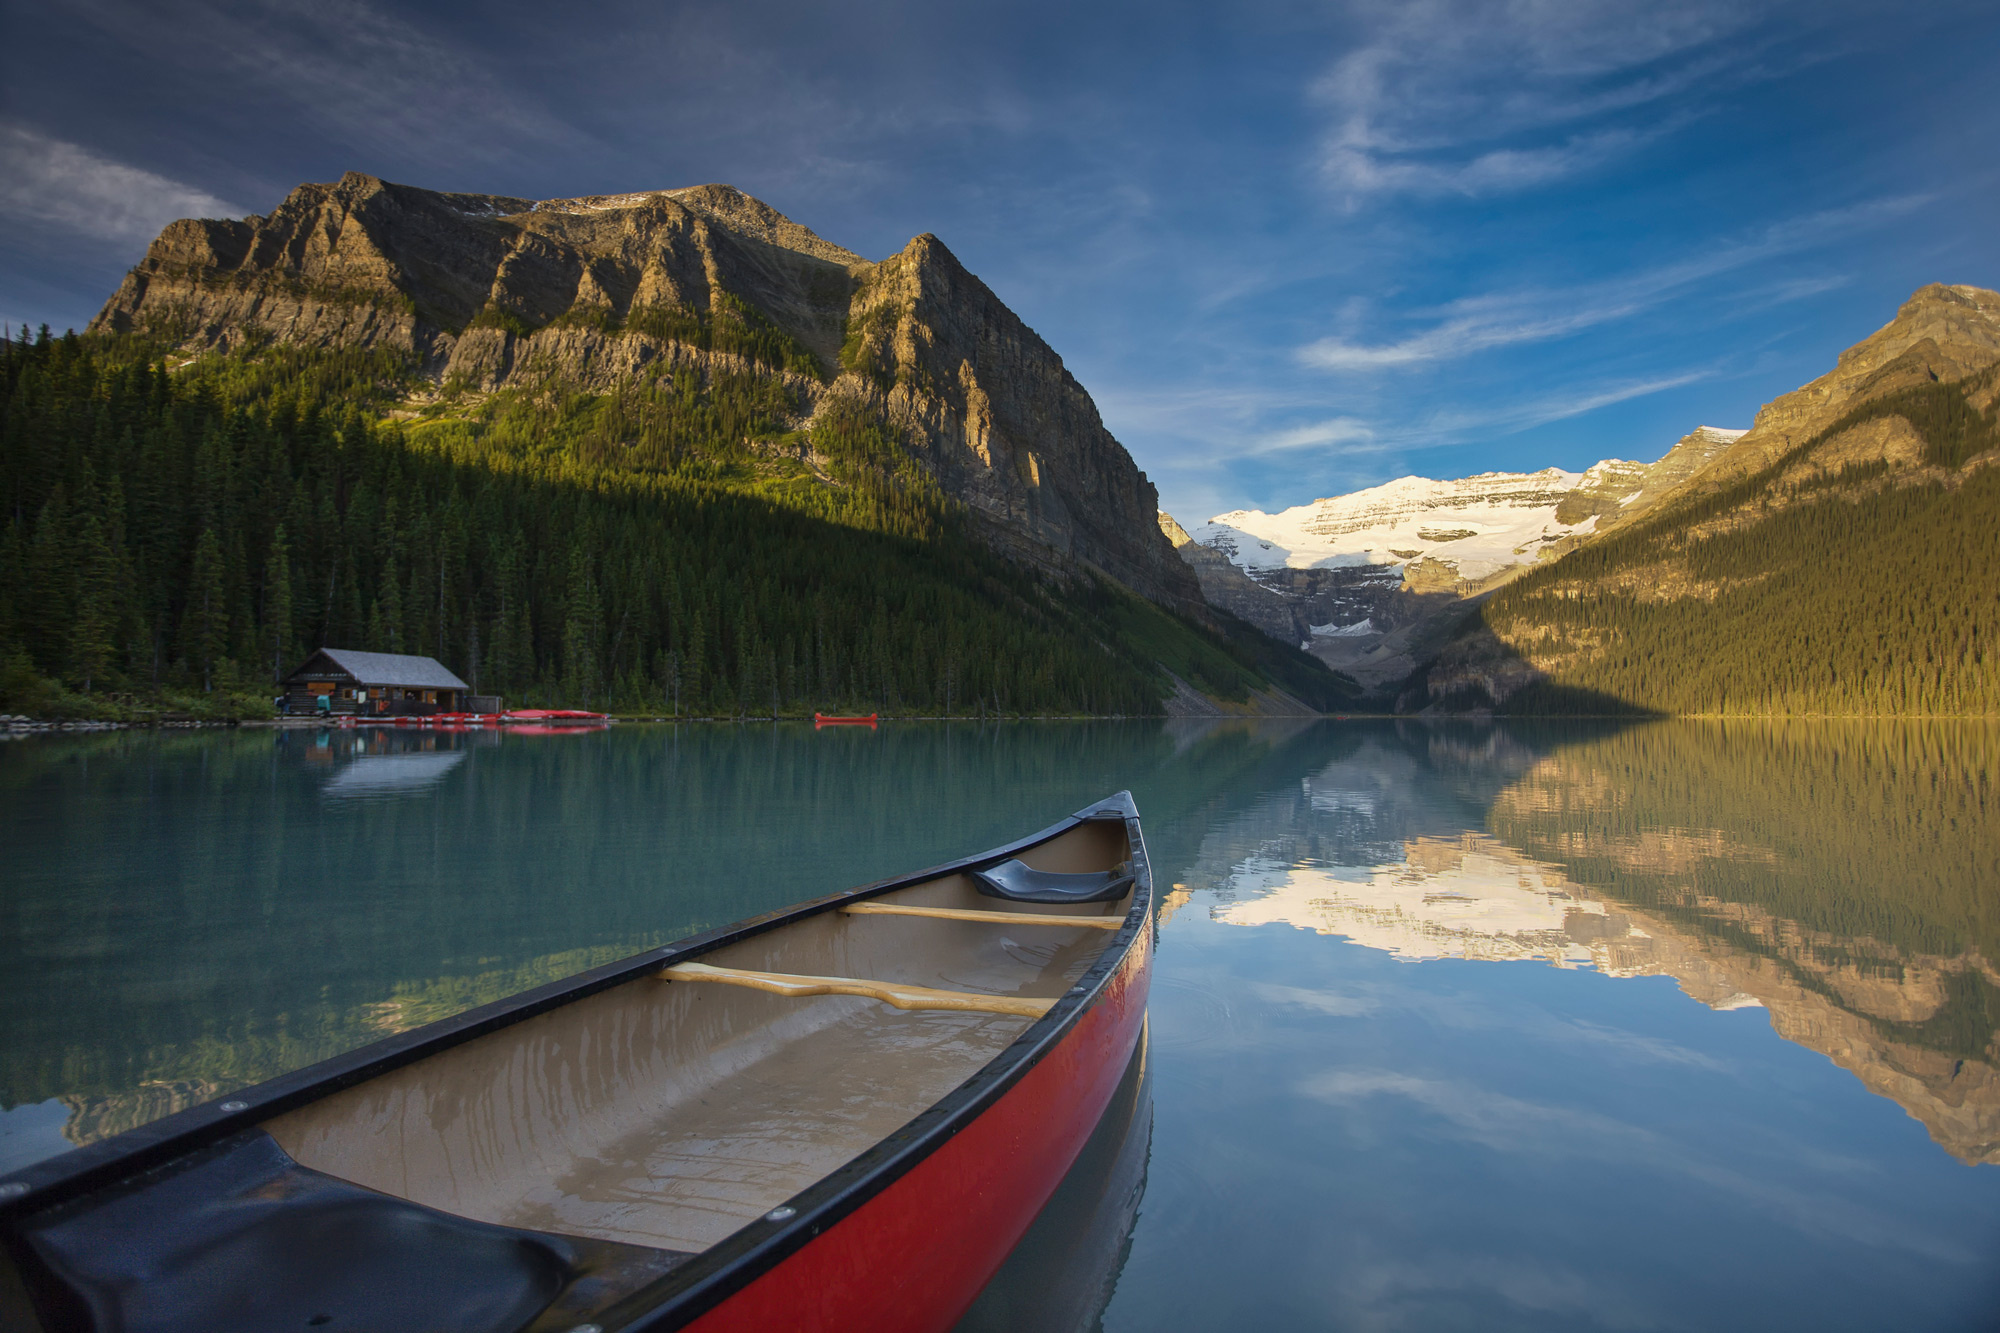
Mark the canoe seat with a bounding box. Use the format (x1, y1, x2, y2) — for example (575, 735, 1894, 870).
(661, 961, 1055, 1018)
(18, 1131, 688, 1333)
(840, 902, 1122, 930)
(972, 858, 1135, 905)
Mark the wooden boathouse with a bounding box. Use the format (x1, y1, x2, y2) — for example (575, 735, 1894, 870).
(282, 648, 477, 717)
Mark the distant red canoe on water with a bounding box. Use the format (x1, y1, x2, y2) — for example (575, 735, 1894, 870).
(813, 713, 878, 727)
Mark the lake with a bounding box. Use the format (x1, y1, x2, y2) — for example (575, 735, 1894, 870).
(3, 718, 1996, 1329)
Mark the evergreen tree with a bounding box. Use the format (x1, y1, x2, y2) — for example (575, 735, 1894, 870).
(562, 540, 602, 707)
(67, 513, 117, 692)
(263, 523, 295, 682)
(181, 527, 227, 692)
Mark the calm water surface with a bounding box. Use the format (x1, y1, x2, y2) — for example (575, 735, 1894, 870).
(3, 718, 1996, 1329)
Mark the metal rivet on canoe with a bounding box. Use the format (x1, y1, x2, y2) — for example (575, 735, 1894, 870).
(0, 1182, 27, 1199)
(1069, 985, 1087, 995)
(765, 1206, 797, 1222)
(218, 1100, 249, 1112)
(564, 1325, 604, 1333)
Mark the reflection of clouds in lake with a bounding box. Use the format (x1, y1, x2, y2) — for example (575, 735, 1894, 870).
(322, 751, 467, 799)
(1250, 982, 1381, 1017)
(1322, 1243, 1664, 1333)
(1299, 1070, 1975, 1263)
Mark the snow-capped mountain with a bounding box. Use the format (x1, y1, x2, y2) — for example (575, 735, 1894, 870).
(1162, 427, 1747, 688)
(1195, 464, 1619, 582)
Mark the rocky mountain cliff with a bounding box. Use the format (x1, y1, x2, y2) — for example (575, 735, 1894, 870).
(1164, 426, 1745, 691)
(93, 172, 1204, 618)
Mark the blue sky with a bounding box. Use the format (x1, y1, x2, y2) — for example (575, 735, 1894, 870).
(3, 0, 1995, 522)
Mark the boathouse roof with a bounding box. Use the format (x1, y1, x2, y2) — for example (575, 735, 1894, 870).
(287, 648, 469, 691)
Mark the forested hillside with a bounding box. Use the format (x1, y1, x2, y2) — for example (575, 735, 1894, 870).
(0, 328, 1348, 718)
(1417, 367, 2000, 716)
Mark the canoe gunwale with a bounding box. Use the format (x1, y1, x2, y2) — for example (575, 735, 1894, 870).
(0, 791, 1152, 1331)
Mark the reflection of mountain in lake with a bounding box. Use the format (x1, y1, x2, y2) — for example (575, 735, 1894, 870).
(1206, 721, 2000, 1165)
(1216, 838, 1669, 973)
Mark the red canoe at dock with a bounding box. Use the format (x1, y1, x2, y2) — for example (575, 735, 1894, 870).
(0, 794, 1154, 1333)
(813, 712, 879, 727)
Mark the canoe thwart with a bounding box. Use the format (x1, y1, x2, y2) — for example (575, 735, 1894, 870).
(972, 859, 1135, 905)
(659, 961, 1055, 1019)
(839, 903, 1122, 930)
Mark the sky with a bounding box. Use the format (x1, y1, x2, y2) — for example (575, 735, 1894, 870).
(3, 0, 1996, 523)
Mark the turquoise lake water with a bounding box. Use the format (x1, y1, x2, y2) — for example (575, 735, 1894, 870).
(3, 718, 1997, 1329)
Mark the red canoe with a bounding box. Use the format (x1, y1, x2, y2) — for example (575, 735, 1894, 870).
(0, 794, 1153, 1333)
(502, 708, 609, 722)
(813, 712, 878, 727)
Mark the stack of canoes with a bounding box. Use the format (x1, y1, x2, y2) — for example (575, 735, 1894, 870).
(0, 794, 1155, 1332)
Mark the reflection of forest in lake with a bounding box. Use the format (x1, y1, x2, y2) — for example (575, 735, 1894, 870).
(1206, 721, 2000, 1164)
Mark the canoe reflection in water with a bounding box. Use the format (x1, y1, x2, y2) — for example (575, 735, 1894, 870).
(955, 1020, 1153, 1333)
(0, 794, 1153, 1333)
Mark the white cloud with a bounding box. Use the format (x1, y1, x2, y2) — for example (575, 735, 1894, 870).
(0, 126, 242, 243)
(1298, 195, 1926, 373)
(1422, 370, 1715, 437)
(1312, 0, 1786, 205)
(1246, 416, 1380, 455)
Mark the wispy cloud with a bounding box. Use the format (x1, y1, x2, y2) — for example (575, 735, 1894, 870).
(1244, 417, 1381, 456)
(1313, 0, 1789, 205)
(1298, 195, 1926, 373)
(0, 126, 242, 242)
(1421, 370, 1716, 437)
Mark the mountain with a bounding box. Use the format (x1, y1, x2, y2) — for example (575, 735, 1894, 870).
(1415, 283, 2000, 715)
(90, 172, 1203, 617)
(1165, 427, 1745, 690)
(1, 174, 1354, 718)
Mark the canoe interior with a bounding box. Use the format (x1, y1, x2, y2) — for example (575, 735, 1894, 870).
(259, 817, 1135, 1254)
